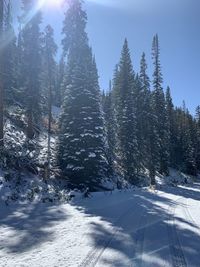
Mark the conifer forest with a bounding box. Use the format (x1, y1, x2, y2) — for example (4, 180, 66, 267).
(0, 1, 200, 267)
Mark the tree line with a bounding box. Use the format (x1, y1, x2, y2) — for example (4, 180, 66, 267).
(0, 0, 199, 190)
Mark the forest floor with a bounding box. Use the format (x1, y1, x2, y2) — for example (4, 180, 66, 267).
(1, 183, 200, 267)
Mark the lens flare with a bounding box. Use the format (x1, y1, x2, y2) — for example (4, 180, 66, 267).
(38, 0, 64, 8)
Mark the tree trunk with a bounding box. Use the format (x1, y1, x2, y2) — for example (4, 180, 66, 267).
(150, 167, 156, 186)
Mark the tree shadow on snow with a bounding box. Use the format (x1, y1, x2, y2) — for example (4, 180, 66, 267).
(73, 185, 200, 267)
(0, 202, 68, 254)
(162, 183, 200, 201)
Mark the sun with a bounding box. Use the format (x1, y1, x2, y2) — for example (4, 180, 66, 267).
(38, 0, 64, 8)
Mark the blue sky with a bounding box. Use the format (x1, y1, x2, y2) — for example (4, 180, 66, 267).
(12, 0, 200, 113)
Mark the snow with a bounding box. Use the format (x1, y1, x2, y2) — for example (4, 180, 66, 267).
(73, 166, 85, 171)
(88, 152, 96, 158)
(156, 168, 194, 186)
(66, 164, 74, 169)
(80, 133, 103, 138)
(0, 171, 71, 204)
(1, 182, 200, 266)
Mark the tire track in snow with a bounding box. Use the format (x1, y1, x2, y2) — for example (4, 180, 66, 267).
(167, 198, 187, 267)
(78, 203, 135, 267)
(79, 190, 169, 267)
(131, 212, 148, 267)
(184, 199, 200, 231)
(131, 197, 169, 266)
(131, 190, 170, 267)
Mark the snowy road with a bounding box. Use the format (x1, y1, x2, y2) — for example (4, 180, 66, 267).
(1, 184, 200, 267)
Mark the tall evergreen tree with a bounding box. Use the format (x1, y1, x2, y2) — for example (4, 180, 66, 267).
(185, 112, 197, 175)
(0, 0, 4, 148)
(195, 106, 200, 128)
(138, 53, 149, 164)
(58, 0, 108, 189)
(195, 105, 200, 171)
(173, 107, 185, 168)
(102, 81, 116, 173)
(173, 104, 197, 175)
(55, 54, 65, 107)
(152, 34, 169, 175)
(3, 0, 17, 106)
(165, 86, 175, 166)
(42, 24, 57, 178)
(133, 74, 143, 171)
(16, 16, 24, 106)
(41, 25, 57, 113)
(113, 39, 139, 184)
(139, 52, 158, 184)
(181, 107, 197, 175)
(20, 0, 42, 138)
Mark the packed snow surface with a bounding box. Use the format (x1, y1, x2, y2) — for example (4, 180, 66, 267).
(1, 183, 200, 267)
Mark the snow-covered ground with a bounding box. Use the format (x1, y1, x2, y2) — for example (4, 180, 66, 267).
(1, 183, 200, 267)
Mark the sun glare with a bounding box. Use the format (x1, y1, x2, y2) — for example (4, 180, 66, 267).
(38, 0, 64, 8)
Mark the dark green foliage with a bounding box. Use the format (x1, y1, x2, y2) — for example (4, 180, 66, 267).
(58, 0, 108, 189)
(151, 35, 169, 175)
(113, 39, 139, 184)
(133, 74, 144, 171)
(195, 106, 200, 170)
(55, 55, 65, 107)
(41, 24, 57, 114)
(62, 0, 87, 55)
(20, 0, 43, 138)
(3, 0, 18, 106)
(102, 82, 116, 173)
(0, 0, 4, 148)
(139, 53, 158, 185)
(173, 106, 197, 175)
(165, 87, 176, 166)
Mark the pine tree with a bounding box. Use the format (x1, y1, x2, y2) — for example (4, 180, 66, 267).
(55, 55, 65, 107)
(16, 17, 24, 106)
(113, 39, 139, 184)
(195, 105, 200, 171)
(165, 86, 176, 166)
(58, 0, 108, 189)
(139, 52, 158, 185)
(42, 24, 57, 178)
(195, 106, 200, 128)
(133, 74, 143, 171)
(0, 0, 4, 148)
(20, 0, 42, 139)
(182, 108, 197, 175)
(3, 0, 17, 106)
(102, 81, 116, 173)
(41, 25, 57, 112)
(186, 113, 197, 175)
(152, 34, 169, 175)
(139, 53, 151, 159)
(173, 107, 184, 168)
(173, 104, 197, 175)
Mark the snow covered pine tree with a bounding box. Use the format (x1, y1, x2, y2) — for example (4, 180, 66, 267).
(20, 0, 42, 139)
(113, 39, 139, 184)
(151, 34, 169, 175)
(58, 0, 108, 189)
